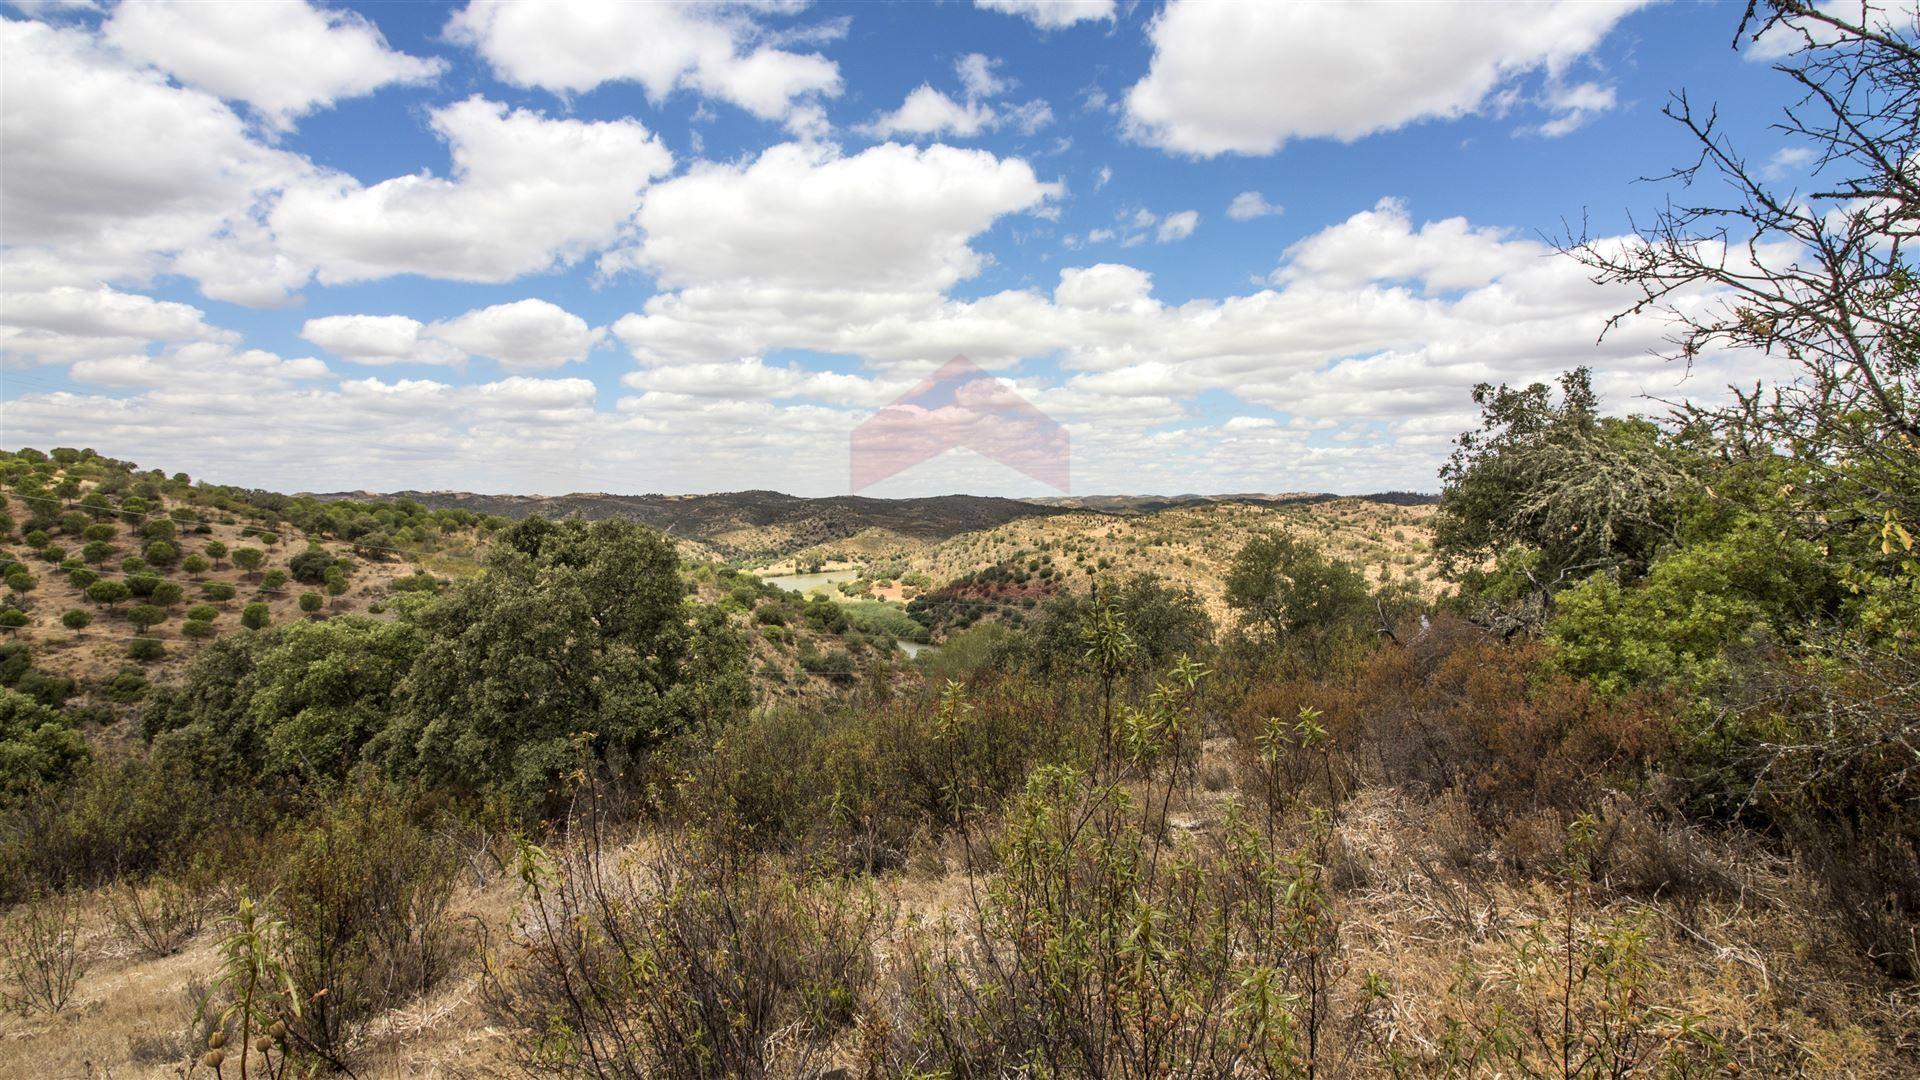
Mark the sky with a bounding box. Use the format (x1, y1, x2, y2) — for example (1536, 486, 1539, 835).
(0, 0, 1862, 497)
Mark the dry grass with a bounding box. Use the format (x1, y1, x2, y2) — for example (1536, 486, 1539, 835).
(11, 768, 1918, 1078)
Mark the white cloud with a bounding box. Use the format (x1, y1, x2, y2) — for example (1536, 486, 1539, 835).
(1054, 264, 1154, 309)
(860, 85, 997, 138)
(300, 314, 465, 367)
(1762, 145, 1817, 180)
(1273, 197, 1541, 293)
(271, 96, 672, 285)
(1124, 1, 1646, 156)
(1004, 99, 1056, 135)
(612, 141, 1060, 295)
(1227, 191, 1283, 220)
(429, 299, 603, 371)
(0, 285, 235, 364)
(1156, 210, 1199, 242)
(1224, 416, 1278, 431)
(956, 53, 1010, 99)
(444, 0, 839, 124)
(975, 0, 1116, 30)
(0, 18, 310, 290)
(102, 1, 444, 129)
(70, 341, 329, 391)
(1528, 80, 1617, 138)
(303, 299, 601, 370)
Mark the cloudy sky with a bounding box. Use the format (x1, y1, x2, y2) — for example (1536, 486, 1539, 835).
(0, 0, 1821, 497)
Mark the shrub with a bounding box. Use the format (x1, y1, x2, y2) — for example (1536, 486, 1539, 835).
(201, 582, 236, 602)
(240, 602, 269, 630)
(0, 892, 88, 1014)
(108, 874, 210, 958)
(288, 547, 333, 585)
(275, 783, 461, 1060)
(182, 619, 215, 640)
(298, 592, 322, 614)
(59, 609, 90, 630)
(485, 825, 886, 1078)
(128, 638, 164, 662)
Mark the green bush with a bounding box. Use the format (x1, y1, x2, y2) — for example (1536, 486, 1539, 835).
(1548, 519, 1838, 693)
(0, 689, 87, 805)
(59, 609, 90, 631)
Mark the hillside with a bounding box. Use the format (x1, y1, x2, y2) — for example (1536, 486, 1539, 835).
(313, 488, 1076, 561)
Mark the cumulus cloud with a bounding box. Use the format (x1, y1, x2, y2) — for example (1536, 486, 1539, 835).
(300, 314, 465, 367)
(1124, 1, 1646, 155)
(610, 141, 1060, 295)
(0, 285, 236, 364)
(0, 18, 311, 290)
(975, 0, 1116, 30)
(957, 53, 1007, 100)
(271, 97, 673, 286)
(302, 299, 601, 370)
(1155, 210, 1199, 242)
(102, 0, 444, 129)
(861, 85, 997, 138)
(1227, 191, 1283, 220)
(429, 299, 603, 371)
(70, 341, 329, 391)
(444, 0, 839, 124)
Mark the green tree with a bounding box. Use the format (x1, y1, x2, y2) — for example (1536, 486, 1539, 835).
(1224, 530, 1371, 659)
(384, 518, 749, 809)
(0, 688, 87, 805)
(288, 547, 332, 585)
(59, 609, 91, 631)
(232, 547, 265, 578)
(86, 579, 130, 609)
(298, 592, 322, 614)
(127, 603, 167, 633)
(241, 602, 270, 631)
(1435, 370, 1688, 583)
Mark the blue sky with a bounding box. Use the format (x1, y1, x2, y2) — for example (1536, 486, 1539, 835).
(0, 0, 1863, 496)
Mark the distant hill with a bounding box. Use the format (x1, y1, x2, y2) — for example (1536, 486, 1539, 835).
(309, 489, 1080, 560)
(1023, 491, 1440, 513)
